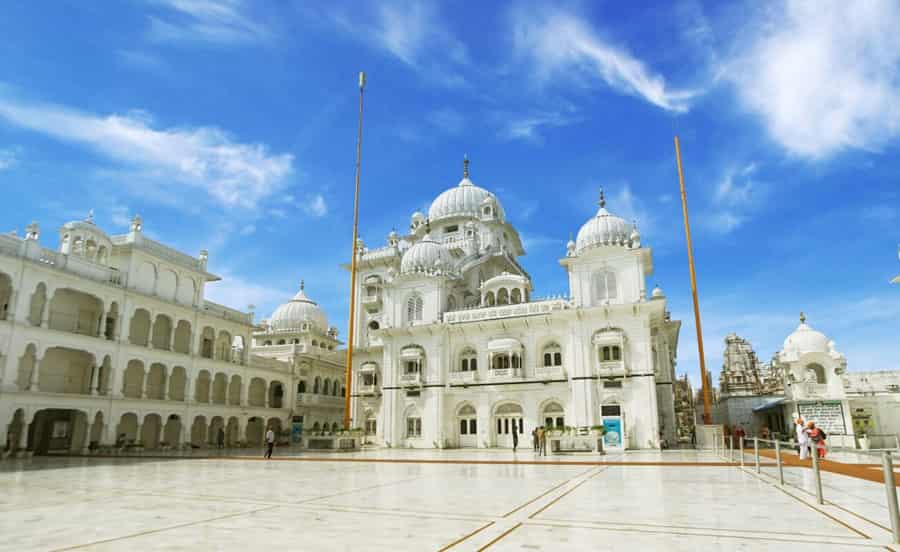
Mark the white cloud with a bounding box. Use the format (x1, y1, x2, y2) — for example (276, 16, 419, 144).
(704, 163, 761, 234)
(326, 2, 468, 87)
(110, 204, 132, 227)
(147, 0, 270, 45)
(0, 147, 19, 170)
(495, 109, 577, 142)
(0, 94, 293, 208)
(303, 194, 328, 218)
(726, 0, 900, 158)
(511, 7, 696, 112)
(608, 184, 656, 237)
(239, 224, 256, 236)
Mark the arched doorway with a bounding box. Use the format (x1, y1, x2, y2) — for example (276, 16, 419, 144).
(493, 403, 523, 448)
(246, 417, 264, 446)
(141, 414, 162, 449)
(226, 417, 240, 446)
(163, 415, 182, 447)
(209, 416, 225, 447)
(457, 404, 478, 448)
(190, 416, 207, 447)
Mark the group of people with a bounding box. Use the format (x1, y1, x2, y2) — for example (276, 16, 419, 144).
(530, 427, 548, 456)
(795, 416, 827, 459)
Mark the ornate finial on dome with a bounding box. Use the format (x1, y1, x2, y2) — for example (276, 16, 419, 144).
(463, 154, 469, 179)
(598, 188, 606, 209)
(799, 311, 806, 324)
(300, 280, 305, 291)
(130, 214, 143, 233)
(86, 209, 95, 224)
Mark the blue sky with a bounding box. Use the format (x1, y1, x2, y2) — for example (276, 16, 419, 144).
(1, 1, 898, 387)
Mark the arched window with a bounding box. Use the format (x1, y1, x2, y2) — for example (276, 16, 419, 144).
(322, 379, 330, 395)
(277, 339, 285, 345)
(298, 381, 307, 393)
(497, 288, 509, 305)
(460, 347, 478, 372)
(447, 295, 457, 311)
(804, 363, 826, 384)
(263, 340, 272, 346)
(313, 377, 320, 394)
(406, 293, 424, 323)
(592, 270, 617, 303)
(542, 402, 565, 428)
(542, 343, 562, 367)
(405, 407, 422, 438)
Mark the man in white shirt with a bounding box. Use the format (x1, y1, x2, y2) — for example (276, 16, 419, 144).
(795, 417, 809, 460)
(264, 427, 275, 459)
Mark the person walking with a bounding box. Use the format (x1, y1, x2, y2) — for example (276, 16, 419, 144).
(512, 424, 519, 453)
(538, 426, 547, 456)
(217, 428, 225, 450)
(795, 416, 809, 460)
(532, 428, 539, 452)
(807, 421, 827, 459)
(264, 427, 275, 459)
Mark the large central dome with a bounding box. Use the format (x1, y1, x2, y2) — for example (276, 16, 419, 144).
(427, 157, 505, 222)
(269, 281, 328, 331)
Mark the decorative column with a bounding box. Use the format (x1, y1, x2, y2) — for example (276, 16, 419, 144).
(185, 375, 195, 404)
(98, 310, 108, 339)
(162, 367, 169, 400)
(17, 422, 29, 451)
(29, 356, 41, 392)
(89, 364, 98, 396)
(40, 304, 50, 329)
(141, 375, 148, 399)
(135, 423, 143, 445)
(168, 329, 175, 352)
(240, 383, 249, 408)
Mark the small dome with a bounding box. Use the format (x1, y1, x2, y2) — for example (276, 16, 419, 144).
(782, 313, 830, 357)
(269, 281, 329, 331)
(574, 190, 636, 254)
(483, 271, 529, 288)
(427, 157, 506, 222)
(651, 285, 664, 298)
(400, 235, 455, 276)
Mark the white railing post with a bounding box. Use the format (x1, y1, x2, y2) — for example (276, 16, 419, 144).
(775, 440, 784, 486)
(810, 446, 824, 505)
(754, 438, 760, 474)
(729, 435, 734, 462)
(882, 451, 899, 544)
(739, 437, 745, 468)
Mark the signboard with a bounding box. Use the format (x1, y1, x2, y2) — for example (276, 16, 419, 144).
(602, 418, 622, 447)
(798, 401, 847, 434)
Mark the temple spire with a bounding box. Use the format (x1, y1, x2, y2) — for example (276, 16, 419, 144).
(463, 154, 470, 179)
(799, 311, 806, 324)
(300, 280, 305, 291)
(598, 188, 606, 208)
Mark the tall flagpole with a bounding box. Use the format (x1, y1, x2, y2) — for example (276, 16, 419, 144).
(343, 71, 365, 429)
(674, 136, 712, 425)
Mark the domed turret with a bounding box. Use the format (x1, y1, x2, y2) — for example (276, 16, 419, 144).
(400, 235, 455, 276)
(427, 156, 506, 223)
(781, 312, 830, 358)
(269, 281, 329, 331)
(574, 190, 637, 254)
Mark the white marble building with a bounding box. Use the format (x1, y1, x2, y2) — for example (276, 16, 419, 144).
(0, 214, 292, 456)
(252, 282, 347, 436)
(348, 159, 681, 450)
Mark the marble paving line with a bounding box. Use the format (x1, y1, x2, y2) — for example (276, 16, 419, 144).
(223, 455, 768, 467)
(755, 467, 895, 533)
(739, 465, 900, 547)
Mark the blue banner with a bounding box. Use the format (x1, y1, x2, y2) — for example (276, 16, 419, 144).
(603, 418, 622, 447)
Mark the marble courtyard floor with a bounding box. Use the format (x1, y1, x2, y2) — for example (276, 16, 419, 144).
(1, 449, 898, 551)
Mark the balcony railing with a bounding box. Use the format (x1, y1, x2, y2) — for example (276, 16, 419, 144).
(449, 370, 478, 384)
(295, 393, 345, 407)
(596, 361, 627, 377)
(362, 294, 382, 312)
(488, 368, 523, 380)
(535, 365, 566, 379)
(358, 384, 379, 396)
(443, 298, 569, 324)
(399, 372, 421, 386)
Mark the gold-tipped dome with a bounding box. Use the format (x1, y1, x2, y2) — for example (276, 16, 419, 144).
(427, 156, 506, 222)
(574, 189, 637, 253)
(269, 281, 329, 331)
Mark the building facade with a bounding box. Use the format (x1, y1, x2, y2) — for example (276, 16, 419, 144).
(0, 214, 291, 456)
(347, 159, 681, 450)
(252, 282, 347, 437)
